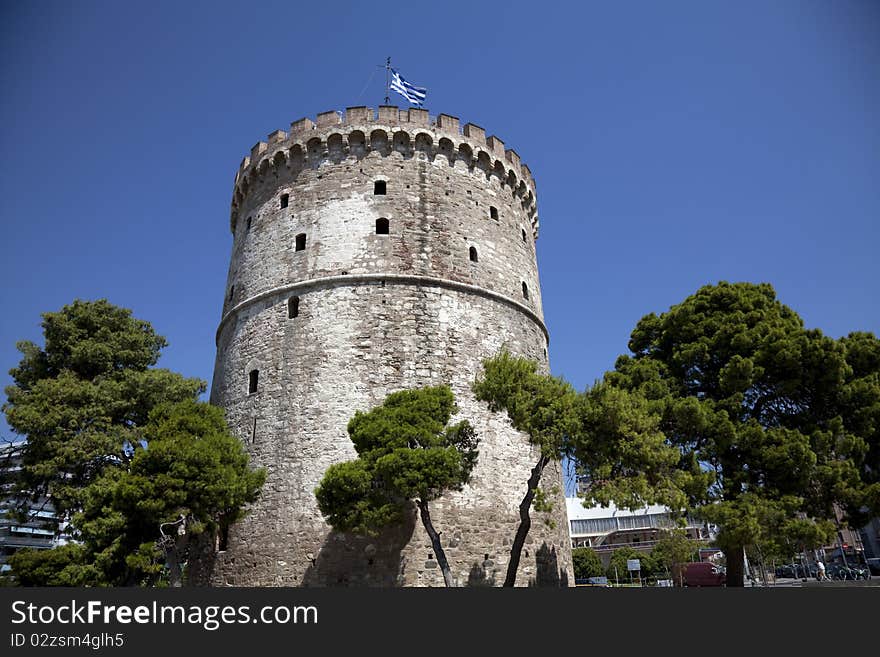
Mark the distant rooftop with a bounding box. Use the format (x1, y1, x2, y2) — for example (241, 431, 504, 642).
(566, 497, 673, 521)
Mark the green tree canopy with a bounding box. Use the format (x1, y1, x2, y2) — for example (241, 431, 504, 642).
(581, 282, 879, 586)
(4, 300, 264, 586)
(605, 546, 657, 582)
(10, 400, 265, 586)
(571, 547, 604, 580)
(473, 351, 579, 586)
(650, 529, 702, 576)
(61, 400, 264, 585)
(575, 382, 708, 512)
(4, 299, 204, 517)
(315, 386, 478, 587)
(5, 544, 89, 587)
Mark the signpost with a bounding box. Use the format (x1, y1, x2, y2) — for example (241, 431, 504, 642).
(627, 559, 641, 586)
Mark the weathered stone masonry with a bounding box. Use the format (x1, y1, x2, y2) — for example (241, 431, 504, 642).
(209, 106, 572, 586)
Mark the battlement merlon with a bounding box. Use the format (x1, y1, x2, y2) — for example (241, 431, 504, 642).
(237, 106, 537, 190)
(231, 106, 540, 233)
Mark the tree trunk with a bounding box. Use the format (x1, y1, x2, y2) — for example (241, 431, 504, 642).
(417, 499, 455, 587)
(164, 533, 188, 587)
(725, 545, 745, 587)
(185, 530, 216, 586)
(503, 455, 550, 587)
(166, 552, 182, 587)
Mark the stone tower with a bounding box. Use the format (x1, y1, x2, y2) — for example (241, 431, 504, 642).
(209, 106, 572, 586)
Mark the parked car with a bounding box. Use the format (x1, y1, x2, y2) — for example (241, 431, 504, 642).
(775, 563, 816, 579)
(775, 564, 796, 579)
(673, 562, 726, 587)
(798, 563, 818, 579)
(575, 576, 611, 587)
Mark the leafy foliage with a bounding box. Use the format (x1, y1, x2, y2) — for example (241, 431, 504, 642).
(4, 300, 205, 517)
(5, 544, 92, 587)
(472, 351, 578, 585)
(571, 547, 604, 579)
(315, 386, 477, 587)
(63, 400, 265, 585)
(315, 386, 478, 535)
(473, 351, 579, 459)
(605, 546, 657, 581)
(4, 300, 263, 586)
(650, 529, 703, 575)
(575, 383, 708, 512)
(582, 282, 880, 584)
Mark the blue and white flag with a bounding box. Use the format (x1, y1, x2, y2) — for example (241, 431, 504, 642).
(390, 68, 427, 107)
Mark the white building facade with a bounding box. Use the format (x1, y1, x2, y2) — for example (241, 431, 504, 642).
(566, 497, 714, 558)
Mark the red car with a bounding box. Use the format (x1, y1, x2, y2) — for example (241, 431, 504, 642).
(673, 562, 726, 587)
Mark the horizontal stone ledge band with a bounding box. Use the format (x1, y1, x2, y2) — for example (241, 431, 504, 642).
(216, 273, 549, 346)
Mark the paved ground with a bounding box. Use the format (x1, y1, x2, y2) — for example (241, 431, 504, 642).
(752, 577, 879, 588)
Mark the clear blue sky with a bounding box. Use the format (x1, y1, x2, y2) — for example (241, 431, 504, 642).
(2, 1, 878, 438)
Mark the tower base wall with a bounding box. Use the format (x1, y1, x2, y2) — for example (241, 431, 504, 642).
(207, 281, 571, 586)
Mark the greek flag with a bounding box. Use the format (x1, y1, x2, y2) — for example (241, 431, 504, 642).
(390, 68, 427, 107)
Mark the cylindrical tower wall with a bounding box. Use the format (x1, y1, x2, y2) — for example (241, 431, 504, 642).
(209, 107, 571, 586)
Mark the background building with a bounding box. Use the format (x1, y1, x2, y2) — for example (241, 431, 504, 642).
(566, 497, 713, 565)
(0, 442, 64, 577)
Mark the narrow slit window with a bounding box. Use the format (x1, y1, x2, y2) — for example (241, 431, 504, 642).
(490, 206, 498, 220)
(248, 369, 259, 394)
(469, 246, 478, 262)
(375, 218, 389, 235)
(280, 193, 289, 209)
(374, 180, 386, 195)
(228, 285, 234, 301)
(522, 282, 529, 299)
(295, 233, 307, 251)
(288, 296, 299, 319)
(246, 217, 252, 232)
(522, 228, 527, 242)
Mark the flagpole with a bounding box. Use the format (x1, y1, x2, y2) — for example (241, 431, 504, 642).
(384, 57, 391, 105)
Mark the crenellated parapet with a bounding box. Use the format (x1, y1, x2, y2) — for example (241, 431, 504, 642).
(229, 106, 540, 237)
